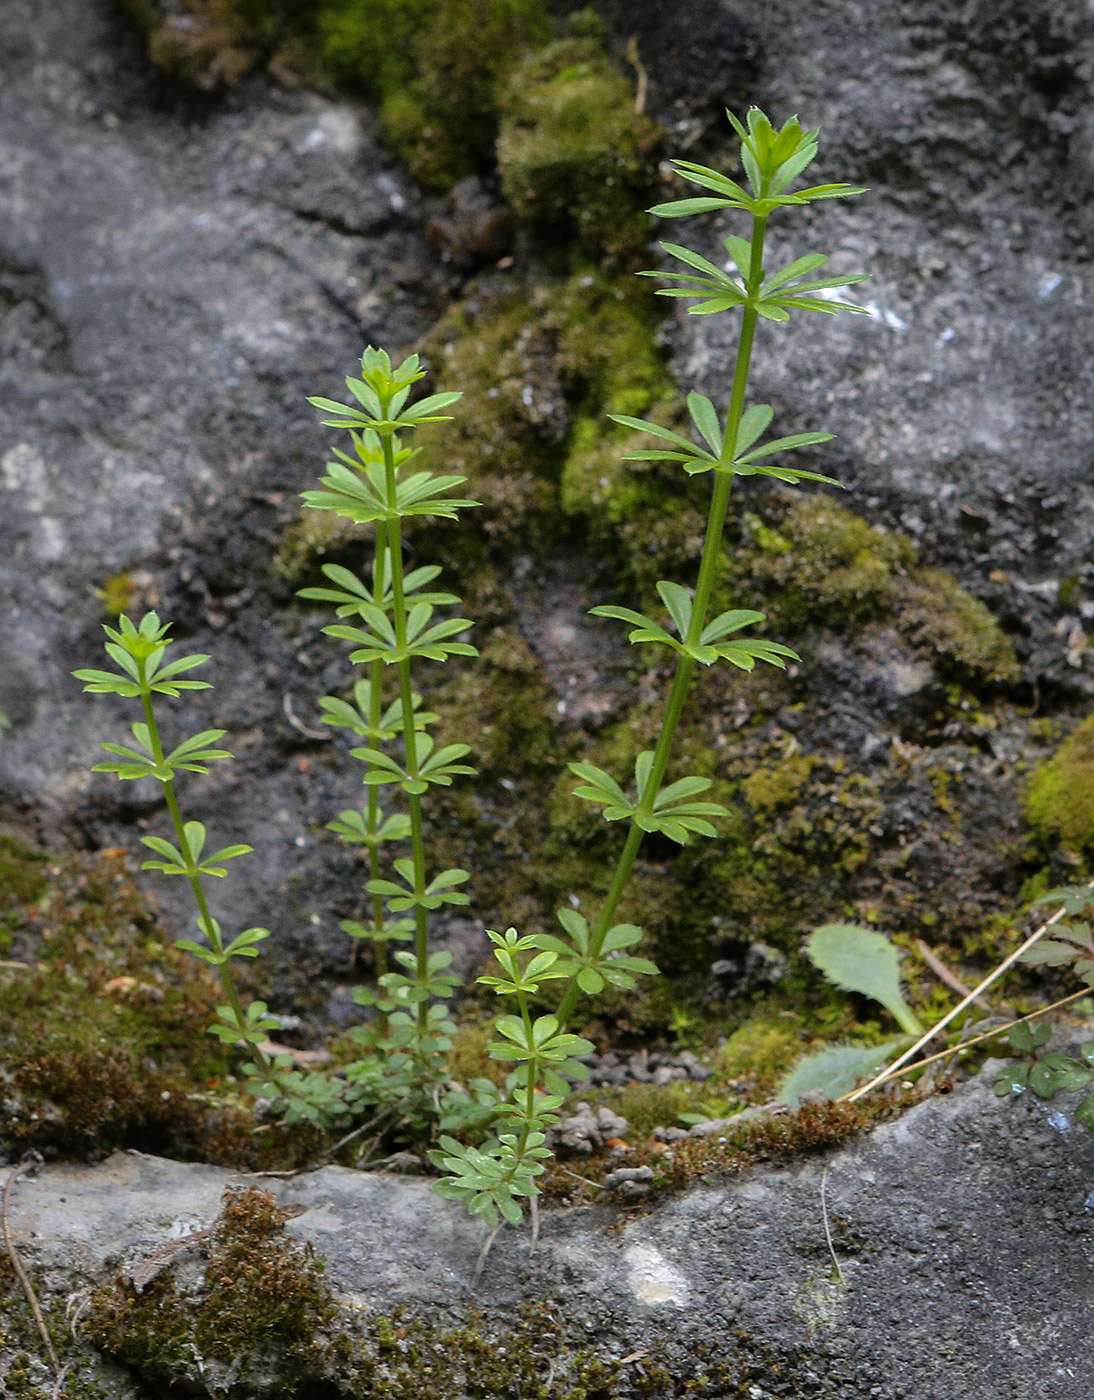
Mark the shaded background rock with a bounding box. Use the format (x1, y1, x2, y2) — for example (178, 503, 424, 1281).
(0, 0, 1092, 1037)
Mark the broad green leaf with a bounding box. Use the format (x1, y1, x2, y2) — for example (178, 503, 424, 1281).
(806, 924, 925, 1035)
(780, 1038, 907, 1108)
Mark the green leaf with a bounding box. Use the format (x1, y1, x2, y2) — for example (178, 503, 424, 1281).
(995, 1062, 1029, 1096)
(1008, 1021, 1052, 1054)
(780, 1039, 907, 1108)
(686, 393, 722, 455)
(806, 924, 925, 1036)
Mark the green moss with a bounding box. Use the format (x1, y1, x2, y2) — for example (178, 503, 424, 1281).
(1025, 713, 1094, 851)
(119, 0, 279, 89)
(96, 571, 136, 618)
(741, 753, 815, 815)
(497, 32, 661, 259)
(896, 566, 1019, 683)
(736, 497, 1018, 684)
(743, 497, 915, 626)
(0, 835, 295, 1165)
(321, 0, 550, 188)
(87, 1187, 335, 1392)
(415, 287, 566, 553)
(89, 1193, 625, 1399)
(716, 1016, 806, 1094)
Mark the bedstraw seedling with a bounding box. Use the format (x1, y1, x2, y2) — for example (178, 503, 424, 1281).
(433, 107, 870, 1225)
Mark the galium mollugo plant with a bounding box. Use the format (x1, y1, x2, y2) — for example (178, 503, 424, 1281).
(431, 107, 870, 1226)
(72, 615, 337, 1125)
(300, 348, 492, 1133)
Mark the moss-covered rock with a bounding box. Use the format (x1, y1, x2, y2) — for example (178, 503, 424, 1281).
(743, 496, 915, 626)
(119, 0, 280, 89)
(1024, 713, 1094, 852)
(321, 0, 550, 187)
(0, 832, 312, 1165)
(737, 496, 1018, 685)
(897, 566, 1020, 684)
(497, 29, 662, 259)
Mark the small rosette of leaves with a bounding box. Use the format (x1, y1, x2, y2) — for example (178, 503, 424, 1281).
(353, 731, 476, 795)
(326, 806, 412, 849)
(299, 560, 457, 617)
(647, 240, 869, 321)
(429, 1133, 553, 1227)
(309, 347, 463, 435)
(302, 435, 476, 524)
(649, 107, 866, 220)
(175, 914, 270, 968)
(570, 750, 727, 845)
(477, 927, 570, 998)
(487, 1013, 595, 1098)
(208, 997, 281, 1047)
(533, 909, 659, 996)
(91, 723, 232, 782)
(611, 392, 841, 488)
(318, 679, 437, 746)
(140, 819, 252, 879)
(324, 600, 476, 667)
(366, 858, 471, 912)
(73, 612, 212, 699)
(340, 913, 415, 944)
(592, 578, 799, 672)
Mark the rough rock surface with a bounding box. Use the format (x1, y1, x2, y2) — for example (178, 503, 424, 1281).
(7, 1068, 1094, 1398)
(1, 0, 1093, 1018)
(677, 0, 1094, 698)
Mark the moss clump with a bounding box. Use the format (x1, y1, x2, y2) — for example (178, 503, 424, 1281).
(89, 1192, 625, 1399)
(123, 0, 550, 188)
(321, 0, 550, 188)
(1025, 713, 1094, 851)
(497, 29, 661, 259)
(744, 497, 915, 626)
(415, 287, 567, 553)
(87, 1187, 335, 1393)
(897, 566, 1020, 683)
(119, 0, 281, 89)
(0, 834, 276, 1164)
(739, 496, 1018, 684)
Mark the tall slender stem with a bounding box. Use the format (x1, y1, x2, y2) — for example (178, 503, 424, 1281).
(555, 212, 769, 1027)
(362, 534, 390, 1031)
(379, 424, 432, 1045)
(138, 684, 271, 1077)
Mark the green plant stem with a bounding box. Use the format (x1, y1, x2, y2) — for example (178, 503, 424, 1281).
(364, 538, 389, 1032)
(556, 213, 768, 1028)
(379, 425, 432, 1046)
(137, 683, 272, 1079)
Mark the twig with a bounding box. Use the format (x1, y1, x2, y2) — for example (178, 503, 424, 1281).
(820, 1166, 844, 1285)
(555, 1164, 604, 1191)
(529, 1196, 540, 1254)
(3, 1154, 61, 1376)
(321, 1106, 396, 1162)
(625, 37, 648, 115)
(472, 1223, 501, 1290)
(851, 988, 1092, 1092)
(914, 938, 993, 1012)
(282, 692, 330, 741)
(847, 881, 1094, 1102)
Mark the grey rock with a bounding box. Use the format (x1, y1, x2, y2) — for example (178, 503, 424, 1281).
(7, 1068, 1094, 1397)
